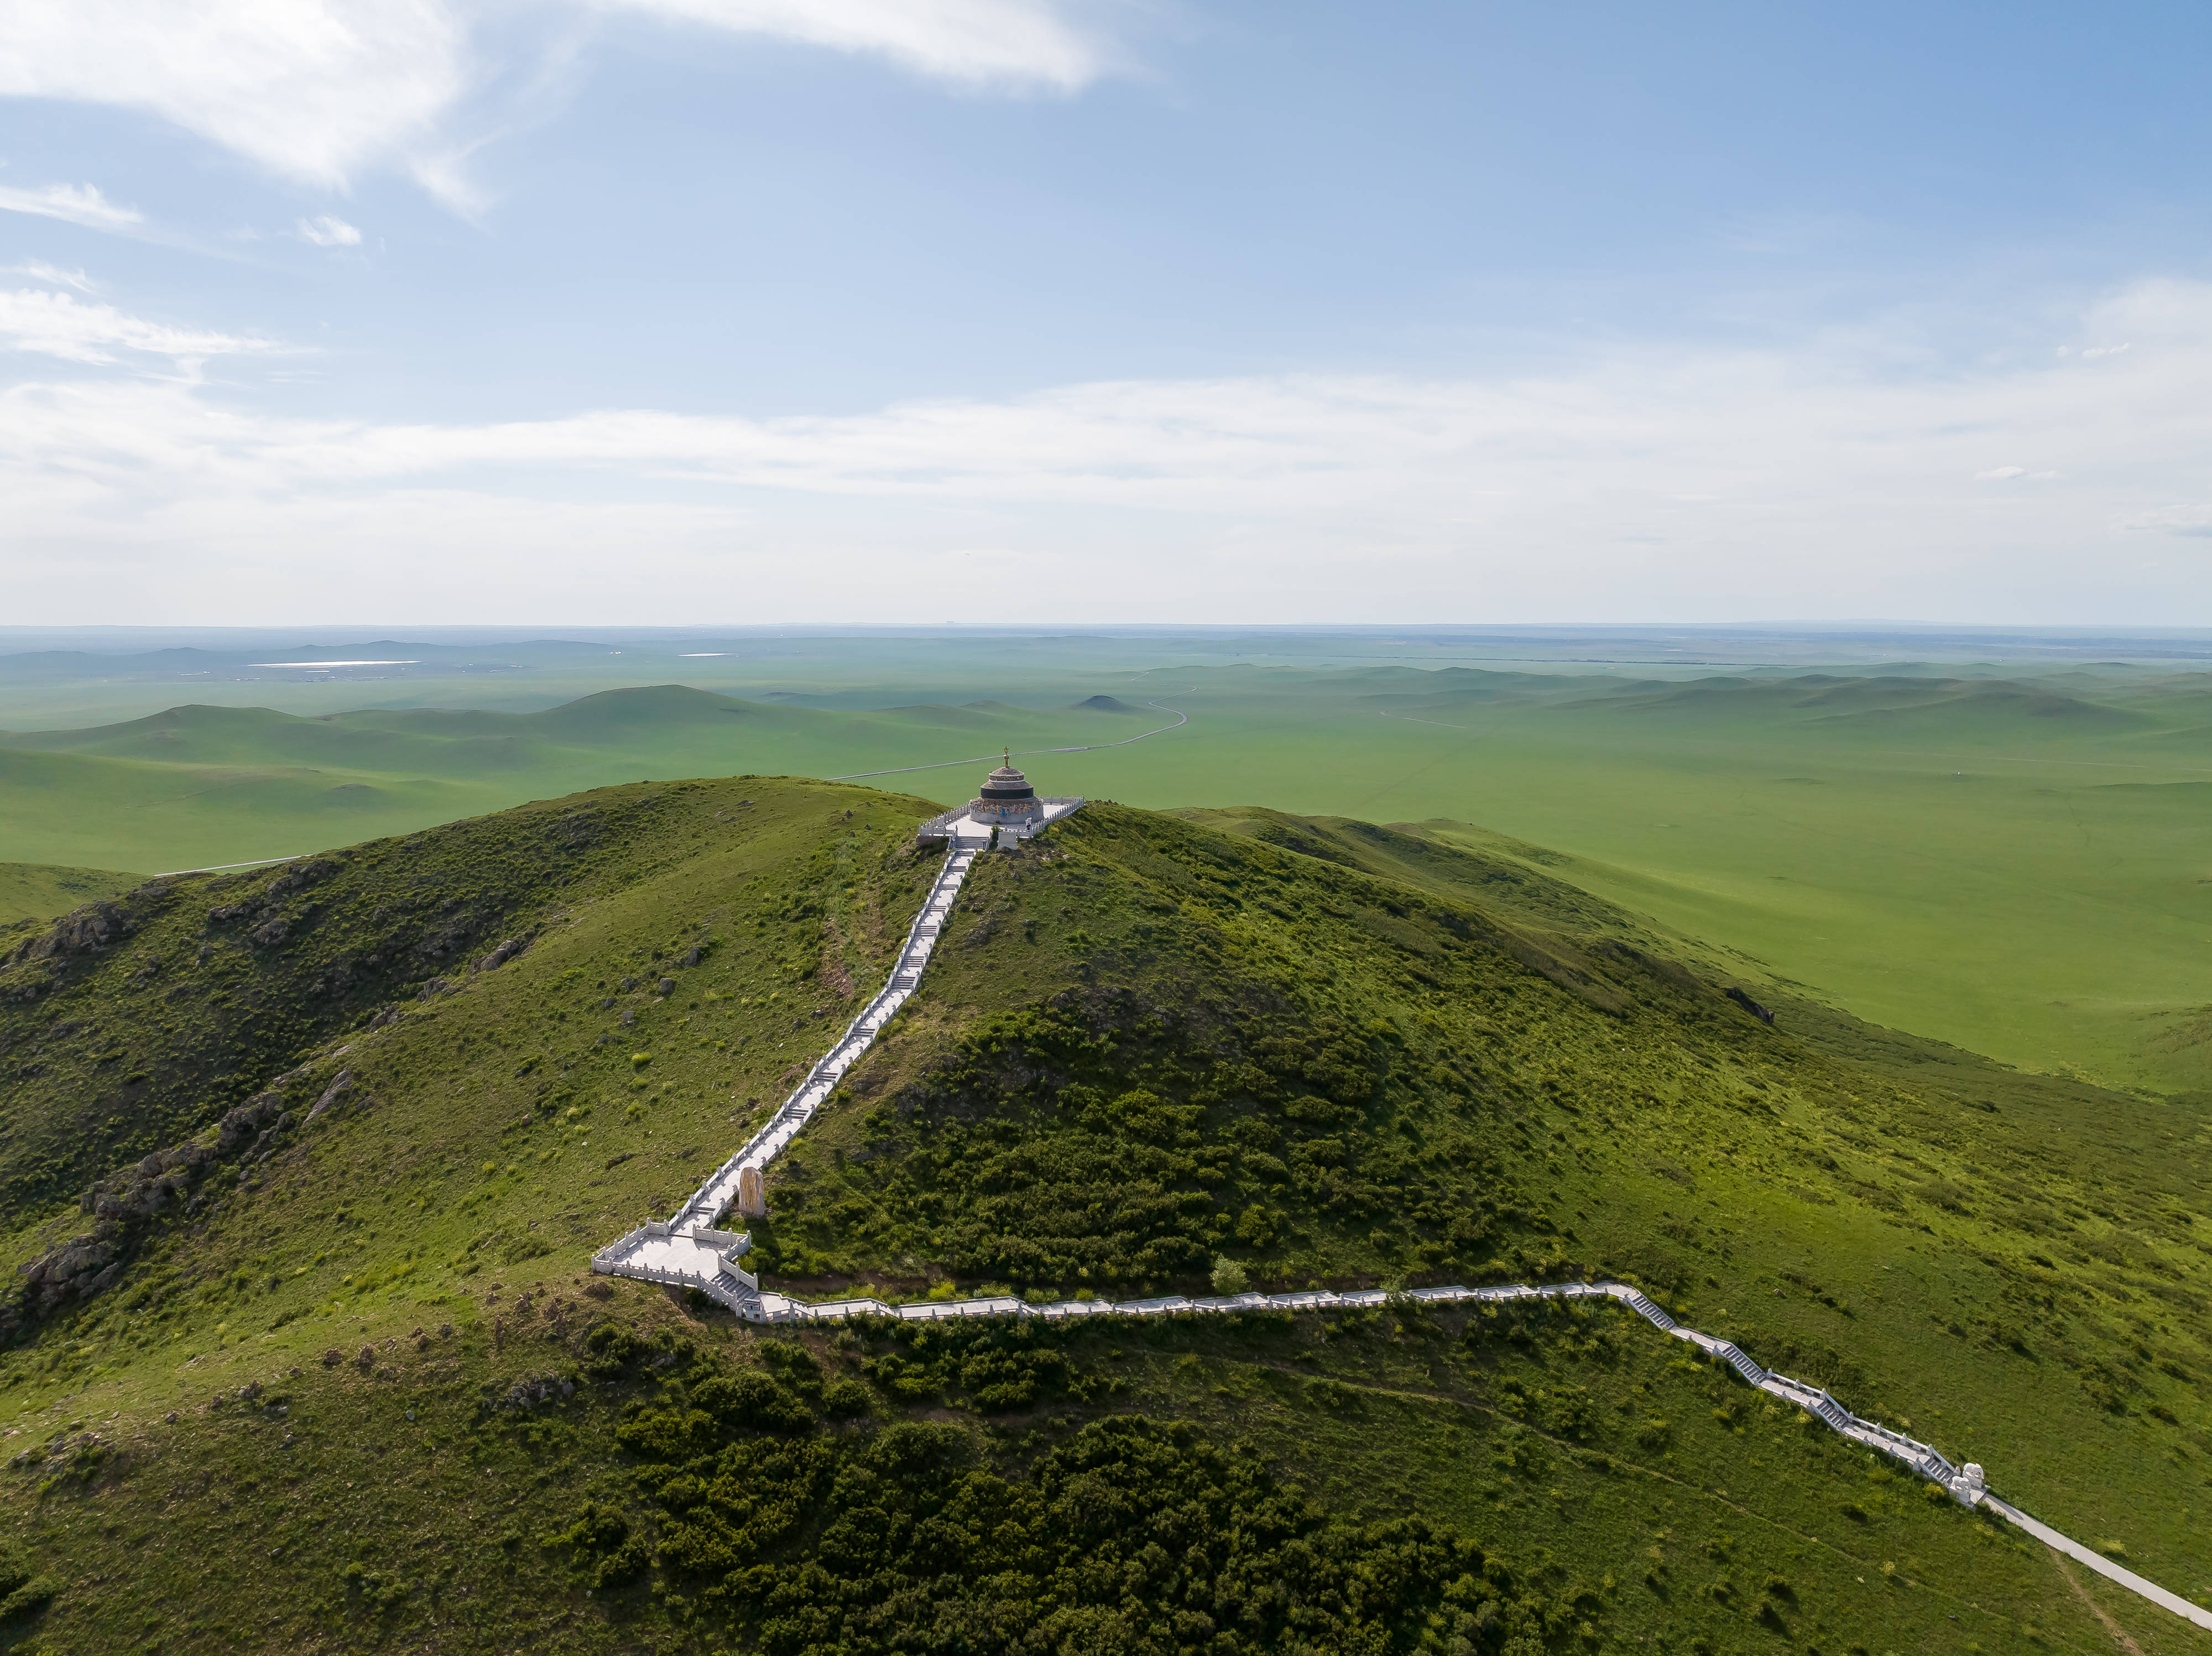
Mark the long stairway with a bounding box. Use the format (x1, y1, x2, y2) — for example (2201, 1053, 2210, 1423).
(591, 835, 985, 1314)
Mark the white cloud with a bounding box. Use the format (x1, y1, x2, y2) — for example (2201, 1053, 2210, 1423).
(2120, 504, 2212, 538)
(296, 215, 363, 247)
(594, 0, 1107, 90)
(0, 0, 1110, 201)
(0, 259, 95, 292)
(4, 278, 2212, 622)
(0, 180, 143, 232)
(0, 289, 272, 364)
(0, 0, 467, 193)
(1974, 466, 2027, 481)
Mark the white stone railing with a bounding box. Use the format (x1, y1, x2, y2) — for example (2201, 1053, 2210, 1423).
(729, 1273, 2208, 1629)
(587, 799, 2209, 1634)
(668, 837, 982, 1235)
(594, 832, 993, 1303)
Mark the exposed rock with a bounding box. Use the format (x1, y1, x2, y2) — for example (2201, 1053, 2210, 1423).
(474, 937, 529, 973)
(4, 901, 136, 968)
(656, 977, 675, 997)
(249, 917, 290, 948)
(1725, 986, 1776, 1025)
(6, 1090, 293, 1339)
(500, 1374, 575, 1409)
(265, 858, 340, 898)
(417, 978, 456, 1001)
(306, 1070, 353, 1124)
(217, 1093, 287, 1154)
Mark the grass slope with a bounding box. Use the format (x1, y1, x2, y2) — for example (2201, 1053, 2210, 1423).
(0, 866, 138, 930)
(0, 781, 2203, 1653)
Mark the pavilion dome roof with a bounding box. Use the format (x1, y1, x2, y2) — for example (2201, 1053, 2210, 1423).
(977, 755, 1037, 802)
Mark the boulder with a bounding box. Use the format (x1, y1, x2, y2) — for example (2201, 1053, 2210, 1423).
(474, 937, 529, 973)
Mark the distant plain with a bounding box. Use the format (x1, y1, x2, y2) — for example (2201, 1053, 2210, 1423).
(2, 626, 2208, 1096)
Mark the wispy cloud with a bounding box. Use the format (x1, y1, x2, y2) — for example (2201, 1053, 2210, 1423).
(0, 259, 96, 292)
(296, 215, 363, 247)
(0, 289, 273, 364)
(0, 181, 143, 233)
(2120, 504, 2212, 538)
(594, 0, 1109, 91)
(0, 0, 1113, 204)
(4, 279, 2210, 621)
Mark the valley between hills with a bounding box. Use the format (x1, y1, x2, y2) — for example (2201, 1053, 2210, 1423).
(0, 773, 2204, 1653)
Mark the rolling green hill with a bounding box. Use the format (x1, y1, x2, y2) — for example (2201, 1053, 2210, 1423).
(7, 657, 2212, 1096)
(0, 779, 2202, 1652)
(0, 865, 139, 929)
(0, 689, 1166, 876)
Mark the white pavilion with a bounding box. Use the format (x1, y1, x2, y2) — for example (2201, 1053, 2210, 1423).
(916, 753, 1083, 847)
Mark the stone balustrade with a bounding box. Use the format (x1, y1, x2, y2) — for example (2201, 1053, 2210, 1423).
(586, 798, 2210, 1633)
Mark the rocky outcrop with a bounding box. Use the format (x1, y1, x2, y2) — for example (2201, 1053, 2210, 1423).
(1725, 986, 1776, 1025)
(265, 858, 341, 898)
(474, 937, 529, 973)
(306, 1069, 354, 1123)
(3, 901, 139, 969)
(500, 1373, 576, 1409)
(1, 1088, 299, 1341)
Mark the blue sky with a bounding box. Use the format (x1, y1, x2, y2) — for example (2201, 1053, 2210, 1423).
(3, 1, 2211, 624)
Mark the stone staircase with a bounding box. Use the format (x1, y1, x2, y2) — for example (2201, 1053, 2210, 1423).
(591, 837, 985, 1312)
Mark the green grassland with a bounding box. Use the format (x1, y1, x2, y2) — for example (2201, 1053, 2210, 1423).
(0, 778, 2203, 1652)
(0, 688, 1170, 876)
(958, 665, 2212, 1096)
(6, 655, 2210, 1091)
(0, 868, 137, 930)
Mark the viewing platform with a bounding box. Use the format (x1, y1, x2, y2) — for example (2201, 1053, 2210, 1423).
(914, 754, 1082, 847)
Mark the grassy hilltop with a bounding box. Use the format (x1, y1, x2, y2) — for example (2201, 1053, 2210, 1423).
(6, 657, 2211, 1096)
(0, 779, 2203, 1653)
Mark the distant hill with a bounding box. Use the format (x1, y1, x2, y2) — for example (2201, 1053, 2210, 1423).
(0, 687, 1133, 872)
(0, 861, 138, 928)
(1, 781, 2194, 1648)
(1071, 694, 1142, 712)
